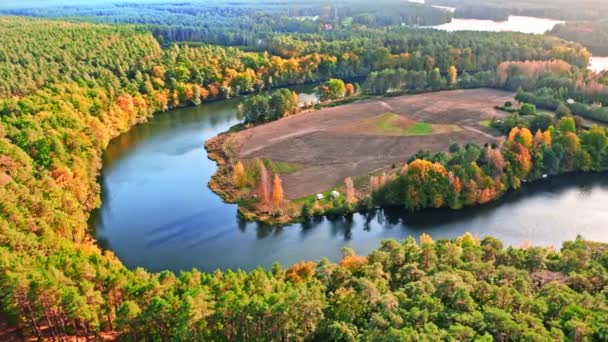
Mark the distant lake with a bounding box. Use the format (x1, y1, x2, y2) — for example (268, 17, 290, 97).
(409, 0, 561, 34)
(590, 56, 608, 73)
(430, 15, 564, 34)
(420, 11, 608, 72)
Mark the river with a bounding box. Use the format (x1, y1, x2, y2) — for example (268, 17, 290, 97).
(91, 84, 608, 273)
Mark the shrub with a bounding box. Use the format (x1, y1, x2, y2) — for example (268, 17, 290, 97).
(520, 103, 537, 116)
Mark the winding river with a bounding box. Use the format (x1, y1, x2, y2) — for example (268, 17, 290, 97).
(91, 84, 608, 273)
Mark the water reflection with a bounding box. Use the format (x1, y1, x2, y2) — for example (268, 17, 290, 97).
(91, 84, 608, 273)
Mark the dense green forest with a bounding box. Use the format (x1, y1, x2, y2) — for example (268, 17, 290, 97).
(0, 0, 452, 47)
(0, 4, 608, 339)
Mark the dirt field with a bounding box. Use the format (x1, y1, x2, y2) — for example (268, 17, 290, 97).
(234, 89, 514, 199)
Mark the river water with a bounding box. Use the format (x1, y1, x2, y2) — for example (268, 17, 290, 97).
(91, 84, 608, 273)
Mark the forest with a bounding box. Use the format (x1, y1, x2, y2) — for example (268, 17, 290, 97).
(373, 119, 607, 210)
(0, 0, 452, 47)
(427, 0, 608, 21)
(552, 20, 608, 55)
(0, 1, 608, 339)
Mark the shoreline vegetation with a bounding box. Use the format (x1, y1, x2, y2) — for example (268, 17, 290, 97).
(205, 80, 366, 224)
(206, 63, 608, 225)
(206, 100, 607, 225)
(2, 12, 608, 340)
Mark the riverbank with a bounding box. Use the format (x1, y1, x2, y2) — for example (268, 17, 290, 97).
(205, 88, 512, 224)
(205, 85, 608, 228)
(93, 85, 608, 273)
(204, 95, 366, 225)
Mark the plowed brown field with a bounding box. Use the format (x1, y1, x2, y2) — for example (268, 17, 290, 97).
(235, 89, 514, 199)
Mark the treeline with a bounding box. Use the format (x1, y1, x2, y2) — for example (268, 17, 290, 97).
(374, 118, 608, 211)
(363, 59, 608, 124)
(428, 0, 608, 21)
(454, 5, 509, 21)
(551, 20, 608, 55)
(265, 28, 590, 70)
(497, 60, 608, 123)
(0, 0, 453, 46)
(239, 89, 300, 124)
(238, 78, 358, 123)
(363, 66, 495, 94)
(341, 1, 452, 27)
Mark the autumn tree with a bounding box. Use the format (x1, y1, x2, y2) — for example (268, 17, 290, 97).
(286, 261, 316, 283)
(272, 173, 284, 207)
(448, 65, 458, 87)
(404, 159, 452, 210)
(319, 78, 346, 101)
(258, 163, 270, 205)
(233, 161, 246, 188)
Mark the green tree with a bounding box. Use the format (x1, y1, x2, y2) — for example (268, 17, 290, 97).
(319, 78, 346, 101)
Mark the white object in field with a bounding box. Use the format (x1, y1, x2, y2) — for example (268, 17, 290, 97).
(316, 193, 324, 200)
(542, 174, 548, 179)
(331, 191, 340, 198)
(567, 99, 575, 104)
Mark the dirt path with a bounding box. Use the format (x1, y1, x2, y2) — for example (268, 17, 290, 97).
(461, 125, 498, 139)
(378, 100, 395, 112)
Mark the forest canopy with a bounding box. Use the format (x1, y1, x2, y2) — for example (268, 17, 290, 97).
(0, 4, 607, 339)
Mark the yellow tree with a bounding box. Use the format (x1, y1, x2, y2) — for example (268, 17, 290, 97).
(448, 65, 458, 87)
(286, 261, 316, 283)
(233, 161, 246, 188)
(272, 173, 284, 207)
(258, 163, 270, 205)
(508, 127, 533, 149)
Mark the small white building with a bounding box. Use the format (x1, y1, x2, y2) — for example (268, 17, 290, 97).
(567, 98, 575, 105)
(316, 193, 324, 200)
(331, 191, 340, 199)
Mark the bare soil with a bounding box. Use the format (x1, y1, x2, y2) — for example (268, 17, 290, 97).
(234, 89, 514, 199)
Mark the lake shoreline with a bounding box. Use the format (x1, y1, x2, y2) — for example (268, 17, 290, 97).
(94, 83, 608, 272)
(204, 87, 606, 227)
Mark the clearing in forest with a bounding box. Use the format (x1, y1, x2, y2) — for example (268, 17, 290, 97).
(233, 88, 514, 199)
(344, 112, 462, 136)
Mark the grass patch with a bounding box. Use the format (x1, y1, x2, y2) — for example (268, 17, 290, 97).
(264, 159, 302, 174)
(404, 122, 433, 135)
(293, 188, 338, 205)
(372, 113, 408, 134)
(241, 159, 302, 182)
(366, 113, 441, 136)
(479, 120, 492, 127)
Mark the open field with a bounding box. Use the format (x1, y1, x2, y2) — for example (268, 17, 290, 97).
(234, 89, 514, 199)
